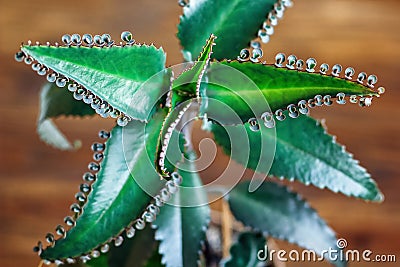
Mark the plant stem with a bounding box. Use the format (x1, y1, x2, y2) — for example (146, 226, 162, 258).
(221, 198, 233, 258)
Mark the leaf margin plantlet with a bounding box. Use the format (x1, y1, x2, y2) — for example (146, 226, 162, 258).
(16, 32, 170, 126)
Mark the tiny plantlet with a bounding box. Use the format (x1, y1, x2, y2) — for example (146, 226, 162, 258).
(16, 0, 386, 266)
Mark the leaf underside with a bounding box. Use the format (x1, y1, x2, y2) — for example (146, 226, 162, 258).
(38, 82, 95, 150)
(178, 0, 278, 60)
(228, 181, 347, 267)
(22, 44, 169, 121)
(212, 113, 383, 201)
(41, 110, 167, 260)
(201, 61, 377, 124)
(154, 152, 210, 267)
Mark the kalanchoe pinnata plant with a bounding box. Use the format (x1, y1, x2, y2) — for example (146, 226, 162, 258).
(15, 0, 386, 266)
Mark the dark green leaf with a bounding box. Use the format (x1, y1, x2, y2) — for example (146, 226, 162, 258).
(108, 227, 158, 267)
(143, 244, 165, 267)
(22, 44, 169, 121)
(72, 228, 162, 267)
(222, 231, 267, 267)
(178, 0, 278, 60)
(228, 181, 346, 267)
(172, 34, 216, 106)
(37, 82, 95, 150)
(212, 114, 383, 201)
(65, 256, 110, 267)
(41, 110, 167, 260)
(85, 256, 110, 267)
(201, 61, 377, 125)
(153, 152, 210, 267)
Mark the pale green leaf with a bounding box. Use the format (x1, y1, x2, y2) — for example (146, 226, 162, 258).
(229, 181, 347, 267)
(154, 152, 210, 267)
(37, 82, 95, 150)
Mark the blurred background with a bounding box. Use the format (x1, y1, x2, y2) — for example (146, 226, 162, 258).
(0, 0, 399, 266)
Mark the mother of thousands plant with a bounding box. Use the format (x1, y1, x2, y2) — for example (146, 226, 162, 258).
(15, 0, 385, 266)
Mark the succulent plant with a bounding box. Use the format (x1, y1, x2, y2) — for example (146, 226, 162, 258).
(16, 1, 385, 266)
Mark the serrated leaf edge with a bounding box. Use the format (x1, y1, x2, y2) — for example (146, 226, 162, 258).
(35, 129, 185, 264)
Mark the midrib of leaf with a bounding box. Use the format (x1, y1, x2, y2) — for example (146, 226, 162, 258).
(208, 85, 375, 97)
(70, 178, 141, 248)
(92, 171, 136, 226)
(182, 0, 242, 57)
(231, 191, 290, 222)
(91, 127, 152, 225)
(39, 53, 134, 81)
(69, 142, 151, 246)
(22, 46, 152, 81)
(107, 56, 122, 78)
(209, 0, 241, 40)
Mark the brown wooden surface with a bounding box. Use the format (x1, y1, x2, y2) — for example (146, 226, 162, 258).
(0, 0, 399, 266)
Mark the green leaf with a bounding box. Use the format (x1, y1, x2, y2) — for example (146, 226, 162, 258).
(228, 181, 346, 267)
(160, 124, 186, 176)
(85, 256, 110, 267)
(37, 82, 95, 150)
(72, 228, 162, 267)
(153, 152, 210, 267)
(22, 43, 169, 122)
(41, 110, 167, 260)
(222, 231, 267, 267)
(172, 34, 216, 105)
(178, 0, 278, 60)
(212, 114, 383, 201)
(201, 61, 377, 125)
(155, 101, 192, 177)
(155, 35, 216, 176)
(65, 256, 110, 267)
(143, 244, 165, 267)
(108, 227, 159, 267)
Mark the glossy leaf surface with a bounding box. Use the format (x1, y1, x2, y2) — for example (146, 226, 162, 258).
(22, 44, 168, 121)
(212, 114, 383, 201)
(172, 34, 216, 106)
(41, 111, 167, 260)
(154, 153, 210, 267)
(201, 61, 377, 124)
(178, 0, 278, 60)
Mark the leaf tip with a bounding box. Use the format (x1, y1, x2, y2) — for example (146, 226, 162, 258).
(372, 191, 385, 203)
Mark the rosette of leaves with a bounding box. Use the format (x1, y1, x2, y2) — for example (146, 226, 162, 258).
(15, 0, 385, 266)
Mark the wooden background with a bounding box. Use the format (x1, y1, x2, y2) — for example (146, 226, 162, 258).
(0, 0, 399, 266)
